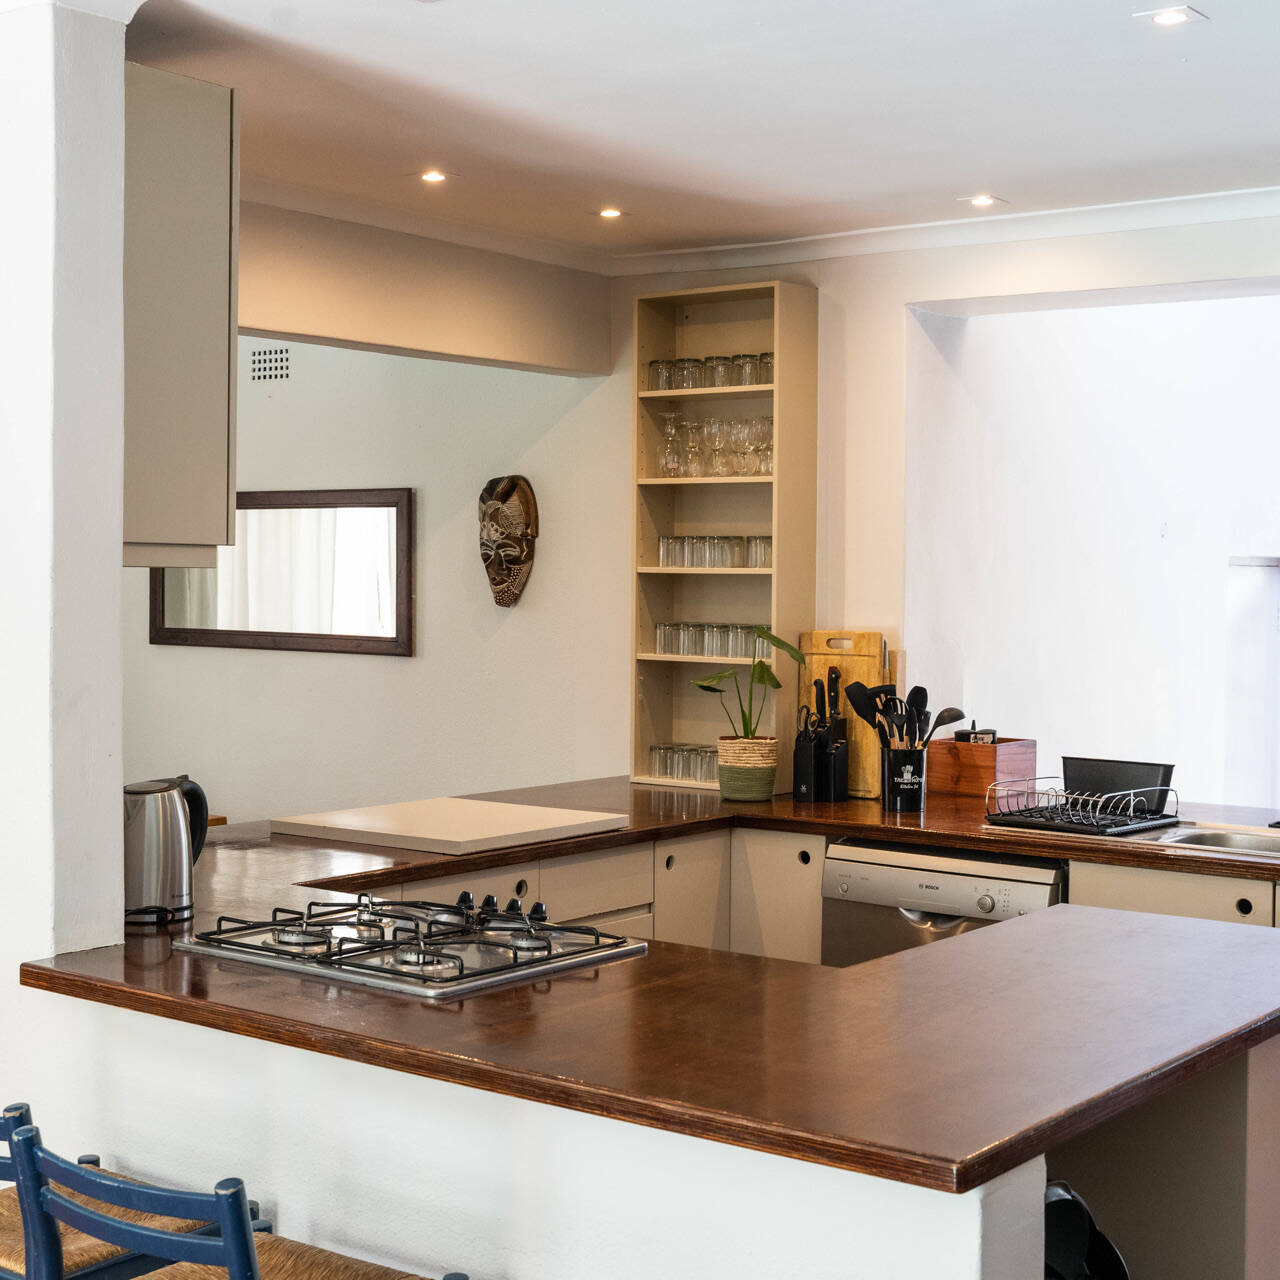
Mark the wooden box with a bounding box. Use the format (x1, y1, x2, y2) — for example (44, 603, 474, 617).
(925, 738, 1037, 799)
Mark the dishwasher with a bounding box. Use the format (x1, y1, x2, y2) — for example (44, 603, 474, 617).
(821, 842, 1064, 967)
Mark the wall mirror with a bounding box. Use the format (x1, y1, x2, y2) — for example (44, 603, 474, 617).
(150, 488, 414, 656)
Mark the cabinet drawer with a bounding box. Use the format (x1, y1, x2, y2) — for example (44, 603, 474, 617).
(653, 832, 731, 950)
(1069, 861, 1272, 926)
(730, 829, 826, 962)
(539, 844, 654, 921)
(397, 861, 539, 910)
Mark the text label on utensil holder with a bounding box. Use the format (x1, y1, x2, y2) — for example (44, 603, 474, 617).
(882, 748, 926, 812)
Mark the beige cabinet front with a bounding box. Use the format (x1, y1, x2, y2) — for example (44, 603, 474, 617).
(397, 861, 539, 910)
(124, 62, 238, 568)
(540, 844, 654, 922)
(1069, 861, 1273, 926)
(653, 832, 731, 949)
(730, 829, 825, 962)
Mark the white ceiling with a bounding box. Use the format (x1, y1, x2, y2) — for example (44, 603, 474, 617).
(127, 0, 1280, 268)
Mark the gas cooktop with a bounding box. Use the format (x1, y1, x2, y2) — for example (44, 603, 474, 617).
(174, 892, 647, 999)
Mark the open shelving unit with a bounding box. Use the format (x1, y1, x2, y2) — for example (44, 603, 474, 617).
(630, 281, 817, 792)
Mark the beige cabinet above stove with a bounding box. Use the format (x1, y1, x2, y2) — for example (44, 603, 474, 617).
(124, 62, 238, 569)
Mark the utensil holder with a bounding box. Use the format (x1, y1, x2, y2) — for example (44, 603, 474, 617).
(882, 748, 925, 812)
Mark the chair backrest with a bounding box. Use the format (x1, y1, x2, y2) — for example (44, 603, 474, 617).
(0, 1104, 33, 1182)
(10, 1125, 261, 1280)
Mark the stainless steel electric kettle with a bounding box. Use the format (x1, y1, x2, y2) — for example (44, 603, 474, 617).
(123, 775, 208, 925)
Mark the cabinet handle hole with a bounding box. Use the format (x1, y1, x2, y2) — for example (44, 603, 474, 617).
(799, 850, 811, 865)
(516, 879, 528, 897)
(1237, 897, 1254, 916)
(665, 855, 675, 871)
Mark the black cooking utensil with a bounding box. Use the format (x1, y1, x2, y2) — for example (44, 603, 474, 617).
(844, 682, 878, 727)
(906, 686, 928, 747)
(921, 706, 965, 747)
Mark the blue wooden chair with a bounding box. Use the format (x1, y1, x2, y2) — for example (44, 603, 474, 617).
(1, 1103, 187, 1280)
(11, 1123, 443, 1280)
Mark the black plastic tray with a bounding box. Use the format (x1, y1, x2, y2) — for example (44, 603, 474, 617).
(1061, 757, 1175, 815)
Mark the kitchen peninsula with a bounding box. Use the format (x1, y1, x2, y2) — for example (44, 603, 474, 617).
(22, 777, 1280, 1279)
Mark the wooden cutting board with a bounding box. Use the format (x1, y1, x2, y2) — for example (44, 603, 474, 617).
(799, 630, 894, 798)
(270, 798, 629, 855)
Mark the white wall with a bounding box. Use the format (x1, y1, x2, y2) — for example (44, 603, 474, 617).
(123, 334, 631, 820)
(904, 294, 1280, 804)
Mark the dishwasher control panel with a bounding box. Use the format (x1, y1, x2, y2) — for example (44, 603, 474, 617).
(822, 844, 1063, 921)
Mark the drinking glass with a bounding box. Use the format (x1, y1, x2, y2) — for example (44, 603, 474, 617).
(648, 359, 675, 391)
(658, 410, 683, 478)
(733, 353, 761, 386)
(704, 355, 734, 388)
(704, 417, 730, 477)
(673, 358, 703, 390)
(730, 420, 756, 475)
(683, 420, 706, 478)
(758, 351, 774, 384)
(708, 623, 731, 658)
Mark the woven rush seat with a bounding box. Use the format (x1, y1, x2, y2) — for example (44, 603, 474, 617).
(145, 1231, 431, 1280)
(0, 1177, 204, 1275)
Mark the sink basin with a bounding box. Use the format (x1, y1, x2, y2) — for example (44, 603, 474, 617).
(1157, 829, 1280, 856)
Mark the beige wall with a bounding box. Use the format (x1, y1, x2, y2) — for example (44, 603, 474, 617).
(610, 217, 1280, 647)
(239, 202, 612, 376)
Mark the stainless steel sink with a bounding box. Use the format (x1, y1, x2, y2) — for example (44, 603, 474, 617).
(1154, 828, 1280, 856)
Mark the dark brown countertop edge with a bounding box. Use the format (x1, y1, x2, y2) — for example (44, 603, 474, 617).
(22, 954, 1280, 1194)
(299, 806, 1280, 895)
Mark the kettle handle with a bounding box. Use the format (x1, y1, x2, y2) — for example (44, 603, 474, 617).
(177, 777, 209, 861)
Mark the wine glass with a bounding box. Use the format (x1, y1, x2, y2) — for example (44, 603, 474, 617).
(730, 419, 756, 475)
(658, 410, 682, 478)
(683, 419, 705, 478)
(748, 417, 772, 475)
(705, 417, 730, 477)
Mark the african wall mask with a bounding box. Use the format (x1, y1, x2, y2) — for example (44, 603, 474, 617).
(479, 475, 538, 607)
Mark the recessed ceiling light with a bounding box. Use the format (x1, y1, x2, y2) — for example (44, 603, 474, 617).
(956, 194, 1007, 209)
(1133, 6, 1209, 25)
(599, 207, 623, 218)
(420, 170, 448, 183)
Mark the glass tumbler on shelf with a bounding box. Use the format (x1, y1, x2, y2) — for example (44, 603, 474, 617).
(674, 358, 704, 390)
(648, 359, 675, 391)
(732, 354, 761, 386)
(704, 355, 735, 388)
(759, 351, 774, 384)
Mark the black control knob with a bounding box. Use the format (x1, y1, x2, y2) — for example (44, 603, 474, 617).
(455, 891, 475, 910)
(529, 901, 549, 924)
(505, 897, 524, 915)
(480, 894, 499, 913)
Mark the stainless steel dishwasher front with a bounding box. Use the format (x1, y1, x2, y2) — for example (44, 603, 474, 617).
(820, 843, 1064, 967)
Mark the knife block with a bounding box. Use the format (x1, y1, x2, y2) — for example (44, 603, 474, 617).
(925, 738, 1037, 799)
(798, 630, 895, 798)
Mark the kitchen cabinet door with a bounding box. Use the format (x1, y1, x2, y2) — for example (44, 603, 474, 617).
(653, 832, 731, 950)
(730, 829, 826, 962)
(396, 861, 539, 910)
(540, 844, 654, 922)
(567, 907, 655, 940)
(124, 62, 238, 568)
(1069, 861, 1273, 926)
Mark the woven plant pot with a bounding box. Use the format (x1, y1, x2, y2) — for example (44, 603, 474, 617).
(717, 736, 779, 801)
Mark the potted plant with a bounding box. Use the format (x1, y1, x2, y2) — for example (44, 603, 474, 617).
(691, 626, 805, 801)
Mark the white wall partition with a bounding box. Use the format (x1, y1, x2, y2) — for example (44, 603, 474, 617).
(904, 293, 1280, 804)
(122, 336, 630, 820)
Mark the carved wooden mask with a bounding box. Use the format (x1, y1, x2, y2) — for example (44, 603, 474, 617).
(479, 475, 538, 607)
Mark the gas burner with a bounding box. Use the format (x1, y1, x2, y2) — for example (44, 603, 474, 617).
(477, 927, 550, 952)
(345, 921, 385, 941)
(392, 943, 460, 977)
(272, 925, 331, 954)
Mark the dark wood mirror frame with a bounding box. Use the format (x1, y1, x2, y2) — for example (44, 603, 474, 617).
(149, 488, 415, 656)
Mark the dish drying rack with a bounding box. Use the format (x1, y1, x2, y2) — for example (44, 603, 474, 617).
(985, 778, 1179, 837)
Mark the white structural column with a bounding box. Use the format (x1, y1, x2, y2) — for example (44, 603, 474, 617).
(0, 0, 141, 973)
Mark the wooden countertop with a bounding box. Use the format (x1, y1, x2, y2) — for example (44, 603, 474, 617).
(23, 904, 1280, 1192)
(275, 776, 1280, 896)
(21, 777, 1280, 1192)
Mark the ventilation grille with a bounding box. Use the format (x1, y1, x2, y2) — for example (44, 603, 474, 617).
(250, 347, 290, 381)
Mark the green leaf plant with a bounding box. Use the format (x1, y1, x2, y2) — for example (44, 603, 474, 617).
(691, 626, 805, 740)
